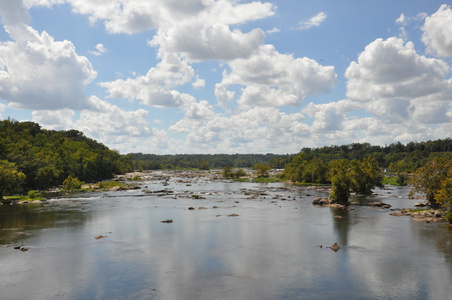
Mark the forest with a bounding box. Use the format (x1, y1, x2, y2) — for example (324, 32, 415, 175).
(0, 119, 133, 198)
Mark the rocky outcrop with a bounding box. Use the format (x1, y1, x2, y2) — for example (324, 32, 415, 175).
(390, 209, 445, 223)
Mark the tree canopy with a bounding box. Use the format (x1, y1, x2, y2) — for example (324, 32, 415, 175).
(0, 119, 133, 197)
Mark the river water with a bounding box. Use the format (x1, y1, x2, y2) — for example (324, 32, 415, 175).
(0, 172, 451, 300)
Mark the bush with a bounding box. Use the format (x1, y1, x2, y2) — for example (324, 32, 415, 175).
(62, 175, 84, 191)
(28, 190, 42, 199)
(445, 211, 452, 224)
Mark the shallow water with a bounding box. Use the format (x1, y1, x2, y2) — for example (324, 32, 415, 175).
(0, 176, 451, 300)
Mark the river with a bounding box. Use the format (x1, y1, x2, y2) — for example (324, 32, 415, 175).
(0, 171, 451, 299)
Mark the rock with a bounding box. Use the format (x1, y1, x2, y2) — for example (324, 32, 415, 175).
(330, 243, 340, 252)
(414, 201, 428, 207)
(160, 219, 173, 223)
(198, 207, 208, 210)
(95, 235, 107, 240)
(20, 247, 29, 252)
(313, 197, 330, 206)
(369, 202, 392, 209)
(228, 214, 239, 217)
(188, 206, 195, 210)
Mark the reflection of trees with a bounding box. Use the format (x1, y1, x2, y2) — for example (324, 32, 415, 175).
(0, 202, 89, 244)
(418, 225, 452, 265)
(330, 207, 351, 247)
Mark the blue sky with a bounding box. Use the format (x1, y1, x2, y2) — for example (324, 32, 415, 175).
(0, 1, 451, 154)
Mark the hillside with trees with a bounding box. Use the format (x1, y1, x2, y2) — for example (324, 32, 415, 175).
(0, 119, 133, 198)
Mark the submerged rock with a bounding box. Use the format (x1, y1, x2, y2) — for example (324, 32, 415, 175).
(160, 219, 173, 223)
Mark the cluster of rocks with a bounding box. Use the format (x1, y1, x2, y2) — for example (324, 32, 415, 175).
(312, 197, 391, 209)
(390, 208, 445, 223)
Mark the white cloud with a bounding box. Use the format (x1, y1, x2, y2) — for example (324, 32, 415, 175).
(0, 24, 97, 110)
(303, 100, 361, 132)
(32, 109, 75, 130)
(422, 4, 452, 57)
(192, 76, 205, 89)
(215, 83, 235, 109)
(89, 43, 106, 56)
(0, 0, 30, 25)
(396, 13, 406, 25)
(0, 102, 6, 118)
(100, 53, 195, 108)
(40, 0, 274, 35)
(299, 12, 327, 30)
(266, 27, 280, 34)
(221, 45, 337, 107)
(345, 37, 452, 126)
(345, 37, 451, 101)
(150, 23, 265, 62)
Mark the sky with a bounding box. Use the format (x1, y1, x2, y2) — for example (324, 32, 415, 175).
(0, 0, 451, 155)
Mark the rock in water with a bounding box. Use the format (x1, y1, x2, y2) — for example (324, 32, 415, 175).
(330, 243, 340, 251)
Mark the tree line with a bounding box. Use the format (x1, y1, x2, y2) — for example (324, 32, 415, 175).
(282, 141, 452, 219)
(0, 119, 133, 199)
(128, 153, 291, 170)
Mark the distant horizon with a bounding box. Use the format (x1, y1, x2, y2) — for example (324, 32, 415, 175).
(0, 1, 451, 155)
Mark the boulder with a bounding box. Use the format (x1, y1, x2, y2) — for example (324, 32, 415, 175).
(330, 243, 340, 251)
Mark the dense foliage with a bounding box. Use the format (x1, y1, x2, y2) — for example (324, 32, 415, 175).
(128, 153, 291, 170)
(411, 155, 452, 209)
(0, 119, 133, 197)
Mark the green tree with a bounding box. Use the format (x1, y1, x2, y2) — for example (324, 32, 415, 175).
(0, 160, 26, 199)
(411, 156, 451, 208)
(435, 176, 452, 213)
(328, 160, 351, 204)
(253, 163, 270, 178)
(62, 175, 84, 191)
(349, 157, 383, 194)
(223, 165, 233, 179)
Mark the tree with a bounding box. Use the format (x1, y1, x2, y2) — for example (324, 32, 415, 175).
(435, 176, 452, 211)
(253, 163, 270, 178)
(62, 175, 84, 191)
(349, 157, 383, 194)
(328, 160, 351, 204)
(223, 165, 233, 179)
(0, 160, 26, 199)
(411, 156, 451, 208)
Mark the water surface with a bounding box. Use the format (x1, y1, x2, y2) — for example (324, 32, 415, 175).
(1, 175, 451, 299)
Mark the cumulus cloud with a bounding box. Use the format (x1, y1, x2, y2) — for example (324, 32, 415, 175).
(303, 100, 361, 132)
(150, 23, 265, 62)
(32, 109, 75, 130)
(345, 37, 451, 100)
(0, 0, 30, 25)
(0, 24, 97, 110)
(41, 0, 274, 35)
(221, 45, 337, 107)
(100, 53, 195, 107)
(345, 37, 452, 125)
(32, 96, 160, 153)
(299, 12, 327, 30)
(422, 4, 452, 57)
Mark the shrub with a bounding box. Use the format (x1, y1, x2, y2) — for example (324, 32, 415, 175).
(62, 175, 84, 191)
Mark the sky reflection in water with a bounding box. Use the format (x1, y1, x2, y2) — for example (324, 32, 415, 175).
(0, 179, 451, 300)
